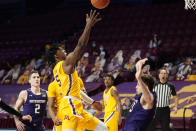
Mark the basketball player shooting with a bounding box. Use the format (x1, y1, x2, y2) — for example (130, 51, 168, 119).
(46, 10, 108, 131)
(124, 58, 157, 131)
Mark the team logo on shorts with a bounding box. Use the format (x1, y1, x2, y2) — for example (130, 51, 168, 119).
(64, 115, 70, 120)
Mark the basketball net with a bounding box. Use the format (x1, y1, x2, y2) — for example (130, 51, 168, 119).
(185, 0, 196, 10)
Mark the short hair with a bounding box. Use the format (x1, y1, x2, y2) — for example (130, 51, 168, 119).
(104, 74, 115, 82)
(159, 68, 168, 74)
(141, 75, 155, 92)
(45, 43, 61, 66)
(28, 70, 39, 80)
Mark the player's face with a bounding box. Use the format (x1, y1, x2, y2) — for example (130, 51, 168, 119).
(104, 77, 113, 88)
(159, 69, 168, 81)
(185, 58, 191, 65)
(55, 47, 67, 61)
(29, 73, 40, 87)
(136, 84, 142, 94)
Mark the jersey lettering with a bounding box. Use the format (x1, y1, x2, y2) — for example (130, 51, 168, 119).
(55, 74, 61, 87)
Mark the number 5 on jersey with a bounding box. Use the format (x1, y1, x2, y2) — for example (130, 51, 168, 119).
(55, 74, 61, 87)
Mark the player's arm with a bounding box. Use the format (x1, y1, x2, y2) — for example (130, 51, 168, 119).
(80, 90, 102, 111)
(80, 90, 94, 104)
(48, 97, 62, 126)
(14, 90, 29, 131)
(0, 98, 22, 118)
(111, 88, 122, 125)
(14, 90, 26, 113)
(0, 98, 32, 123)
(63, 10, 101, 68)
(48, 83, 62, 126)
(99, 100, 105, 110)
(136, 58, 154, 105)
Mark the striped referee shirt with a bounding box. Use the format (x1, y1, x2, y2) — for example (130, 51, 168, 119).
(153, 82, 176, 108)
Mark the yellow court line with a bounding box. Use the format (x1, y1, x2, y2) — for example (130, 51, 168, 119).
(170, 97, 192, 107)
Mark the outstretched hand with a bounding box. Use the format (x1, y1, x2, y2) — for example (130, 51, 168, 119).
(135, 58, 148, 79)
(86, 10, 102, 27)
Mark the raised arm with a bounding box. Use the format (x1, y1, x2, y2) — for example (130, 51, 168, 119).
(135, 58, 154, 105)
(111, 88, 122, 125)
(65, 10, 101, 67)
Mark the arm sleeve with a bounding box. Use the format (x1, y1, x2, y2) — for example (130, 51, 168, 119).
(80, 90, 94, 104)
(170, 84, 176, 96)
(0, 100, 23, 118)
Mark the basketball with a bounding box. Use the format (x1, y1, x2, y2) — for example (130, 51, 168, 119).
(92, 101, 103, 111)
(91, 0, 110, 9)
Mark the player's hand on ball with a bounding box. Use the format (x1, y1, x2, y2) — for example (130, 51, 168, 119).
(22, 115, 32, 122)
(92, 101, 102, 111)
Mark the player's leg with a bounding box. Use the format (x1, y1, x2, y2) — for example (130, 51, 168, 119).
(94, 121, 108, 131)
(147, 108, 162, 131)
(147, 118, 158, 131)
(76, 127, 85, 131)
(60, 98, 80, 131)
(104, 111, 118, 131)
(62, 115, 77, 131)
(77, 110, 108, 131)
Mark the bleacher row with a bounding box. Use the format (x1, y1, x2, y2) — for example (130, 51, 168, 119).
(0, 3, 196, 69)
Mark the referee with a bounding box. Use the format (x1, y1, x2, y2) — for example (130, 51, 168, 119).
(147, 68, 179, 131)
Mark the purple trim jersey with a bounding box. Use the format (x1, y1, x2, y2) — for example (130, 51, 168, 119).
(124, 92, 157, 131)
